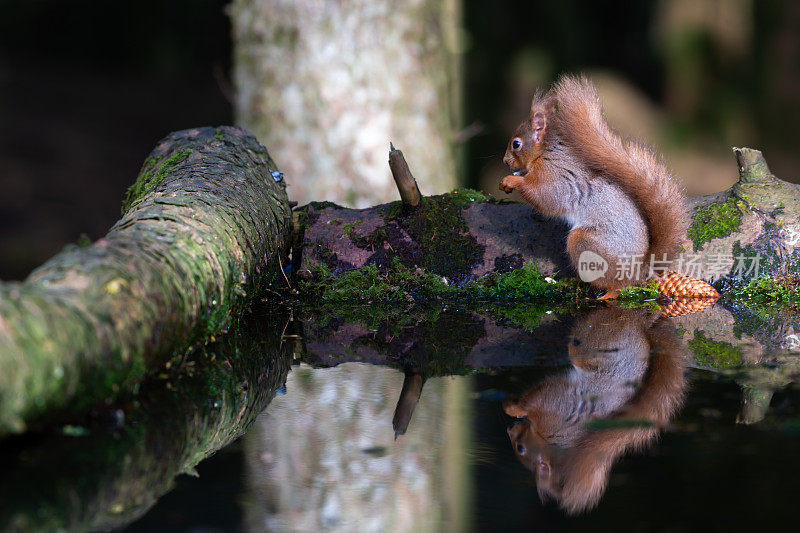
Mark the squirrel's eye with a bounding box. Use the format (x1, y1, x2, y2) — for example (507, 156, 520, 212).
(512, 139, 522, 150)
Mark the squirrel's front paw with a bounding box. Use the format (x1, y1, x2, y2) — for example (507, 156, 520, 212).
(502, 399, 527, 418)
(499, 175, 521, 194)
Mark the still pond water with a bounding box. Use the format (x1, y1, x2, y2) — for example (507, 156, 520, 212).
(4, 305, 800, 531)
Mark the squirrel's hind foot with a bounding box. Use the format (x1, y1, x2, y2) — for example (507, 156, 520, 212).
(596, 290, 620, 301)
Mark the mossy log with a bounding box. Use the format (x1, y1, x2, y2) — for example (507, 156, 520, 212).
(296, 147, 798, 288)
(0, 126, 291, 435)
(294, 146, 800, 386)
(297, 305, 576, 376)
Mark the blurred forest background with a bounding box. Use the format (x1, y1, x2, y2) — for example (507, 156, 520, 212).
(1, 0, 799, 280)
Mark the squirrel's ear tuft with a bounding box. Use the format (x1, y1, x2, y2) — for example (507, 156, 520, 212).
(532, 112, 547, 144)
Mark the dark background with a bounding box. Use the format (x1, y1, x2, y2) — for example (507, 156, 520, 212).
(0, 0, 231, 279)
(2, 0, 799, 279)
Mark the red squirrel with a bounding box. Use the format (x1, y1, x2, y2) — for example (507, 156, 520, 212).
(499, 75, 690, 299)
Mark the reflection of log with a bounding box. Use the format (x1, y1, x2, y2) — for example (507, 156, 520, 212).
(300, 307, 575, 374)
(392, 372, 425, 438)
(0, 309, 292, 531)
(297, 148, 799, 287)
(0, 127, 292, 435)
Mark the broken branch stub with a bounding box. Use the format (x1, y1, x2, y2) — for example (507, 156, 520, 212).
(389, 144, 422, 208)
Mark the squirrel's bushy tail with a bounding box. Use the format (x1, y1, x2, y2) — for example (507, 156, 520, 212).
(552, 75, 687, 267)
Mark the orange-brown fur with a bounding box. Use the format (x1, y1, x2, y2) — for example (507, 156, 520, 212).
(503, 308, 686, 514)
(500, 75, 688, 291)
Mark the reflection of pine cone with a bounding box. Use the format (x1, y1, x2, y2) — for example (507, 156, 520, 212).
(656, 271, 719, 298)
(660, 297, 718, 318)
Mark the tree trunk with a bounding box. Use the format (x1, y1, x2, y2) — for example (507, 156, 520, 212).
(0, 126, 291, 435)
(230, 0, 461, 207)
(231, 4, 467, 527)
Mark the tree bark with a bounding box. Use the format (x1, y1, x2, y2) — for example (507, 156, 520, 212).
(230, 0, 461, 207)
(0, 126, 291, 435)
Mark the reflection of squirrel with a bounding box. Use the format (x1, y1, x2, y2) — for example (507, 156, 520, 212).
(503, 307, 686, 514)
(499, 75, 703, 299)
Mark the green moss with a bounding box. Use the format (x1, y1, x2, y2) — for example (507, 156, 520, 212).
(447, 187, 490, 208)
(331, 301, 445, 337)
(618, 280, 661, 310)
(121, 148, 194, 214)
(308, 200, 345, 211)
(687, 197, 744, 251)
(488, 302, 555, 331)
(297, 257, 599, 336)
(312, 243, 336, 263)
(386, 192, 485, 284)
(729, 274, 800, 315)
(301, 258, 594, 310)
(213, 129, 225, 140)
(468, 267, 594, 330)
(351, 227, 389, 249)
(467, 262, 587, 301)
(687, 331, 744, 369)
(381, 200, 403, 219)
(76, 234, 92, 248)
(342, 220, 363, 235)
(301, 257, 453, 306)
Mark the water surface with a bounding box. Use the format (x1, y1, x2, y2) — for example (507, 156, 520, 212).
(4, 304, 800, 531)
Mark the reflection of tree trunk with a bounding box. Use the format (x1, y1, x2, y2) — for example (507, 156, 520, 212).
(0, 127, 291, 436)
(242, 364, 471, 532)
(231, 0, 461, 207)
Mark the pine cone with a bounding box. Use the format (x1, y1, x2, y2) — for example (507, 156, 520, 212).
(659, 296, 718, 318)
(656, 271, 719, 298)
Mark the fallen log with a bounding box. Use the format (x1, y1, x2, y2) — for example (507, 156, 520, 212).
(292, 145, 800, 423)
(296, 147, 798, 289)
(0, 126, 291, 435)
